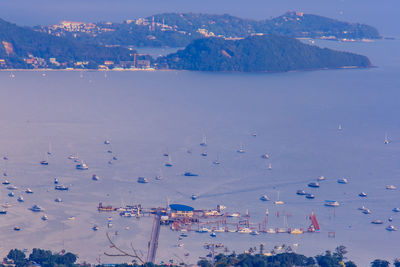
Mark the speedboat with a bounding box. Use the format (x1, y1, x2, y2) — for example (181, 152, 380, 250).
(30, 205, 44, 212)
(17, 196, 24, 202)
(386, 225, 398, 231)
(392, 208, 400, 213)
(337, 178, 348, 184)
(308, 182, 320, 188)
(371, 220, 383, 224)
(359, 192, 367, 197)
(324, 200, 339, 207)
(227, 212, 240, 218)
(260, 194, 270, 201)
(296, 190, 307, 195)
(274, 200, 285, 205)
(2, 180, 10, 185)
(55, 185, 69, 190)
(386, 185, 396, 190)
(137, 177, 148, 183)
(305, 193, 315, 199)
(25, 188, 33, 194)
(92, 174, 100, 181)
(76, 162, 89, 170)
(184, 172, 199, 177)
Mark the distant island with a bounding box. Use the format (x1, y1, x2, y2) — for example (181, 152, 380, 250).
(0, 12, 377, 71)
(156, 35, 371, 72)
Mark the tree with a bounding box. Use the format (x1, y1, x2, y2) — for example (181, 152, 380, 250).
(371, 259, 390, 267)
(7, 249, 27, 266)
(345, 261, 357, 267)
(394, 258, 400, 267)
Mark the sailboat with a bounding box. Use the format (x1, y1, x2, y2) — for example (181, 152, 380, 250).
(237, 143, 245, 153)
(40, 153, 49, 165)
(213, 154, 221, 165)
(268, 163, 272, 170)
(165, 155, 173, 167)
(338, 124, 343, 131)
(47, 142, 52, 155)
(200, 135, 207, 147)
(274, 191, 284, 205)
(155, 169, 163, 180)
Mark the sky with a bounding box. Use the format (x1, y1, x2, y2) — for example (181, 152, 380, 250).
(0, 0, 398, 36)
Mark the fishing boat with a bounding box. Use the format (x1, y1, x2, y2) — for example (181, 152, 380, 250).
(41, 215, 48, 221)
(7, 185, 18, 190)
(25, 188, 33, 194)
(8, 192, 14, 197)
(260, 194, 270, 201)
(54, 178, 59, 184)
(359, 192, 367, 197)
(0, 210, 7, 214)
(261, 153, 270, 159)
(137, 177, 148, 183)
(305, 193, 315, 199)
(184, 172, 199, 177)
(386, 185, 396, 190)
(371, 220, 383, 224)
(337, 178, 348, 184)
(76, 161, 89, 170)
(2, 180, 10, 185)
(55, 185, 69, 191)
(386, 225, 398, 231)
(92, 174, 100, 181)
(296, 190, 307, 195)
(308, 182, 320, 188)
(30, 205, 44, 212)
(324, 200, 339, 207)
(392, 208, 400, 213)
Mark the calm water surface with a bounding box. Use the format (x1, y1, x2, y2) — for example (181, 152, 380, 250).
(0, 39, 399, 265)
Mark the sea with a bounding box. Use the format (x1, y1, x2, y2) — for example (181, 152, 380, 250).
(0, 38, 399, 265)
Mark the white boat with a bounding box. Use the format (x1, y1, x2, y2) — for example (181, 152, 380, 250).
(338, 124, 342, 131)
(250, 230, 259, 235)
(386, 225, 398, 231)
(76, 162, 89, 170)
(197, 227, 211, 233)
(290, 228, 304, 235)
(104, 140, 111, 145)
(308, 182, 320, 188)
(237, 144, 245, 153)
(266, 228, 276, 234)
(386, 185, 396, 190)
(252, 132, 257, 137)
(325, 200, 340, 207)
(268, 163, 272, 170)
(30, 205, 44, 212)
(137, 177, 148, 183)
(337, 178, 348, 184)
(371, 220, 383, 224)
(274, 191, 284, 205)
(227, 212, 240, 218)
(260, 194, 270, 201)
(68, 216, 76, 220)
(214, 228, 225, 232)
(296, 190, 307, 195)
(362, 208, 372, 214)
(237, 228, 252, 234)
(317, 176, 326, 181)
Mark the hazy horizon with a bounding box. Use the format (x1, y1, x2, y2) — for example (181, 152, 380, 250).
(0, 0, 399, 37)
